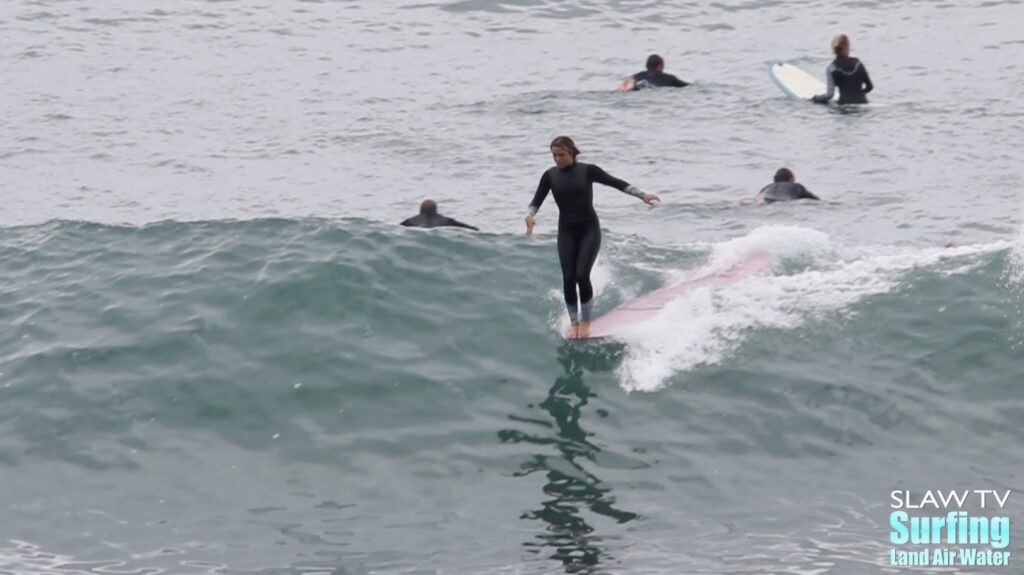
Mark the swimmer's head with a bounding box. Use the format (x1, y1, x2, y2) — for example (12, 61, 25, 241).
(550, 136, 580, 169)
(774, 168, 795, 182)
(646, 54, 664, 72)
(419, 199, 438, 215)
(831, 34, 850, 56)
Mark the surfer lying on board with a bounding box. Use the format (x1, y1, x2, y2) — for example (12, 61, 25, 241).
(811, 34, 873, 104)
(734, 168, 819, 206)
(617, 54, 689, 92)
(525, 136, 660, 339)
(401, 200, 479, 230)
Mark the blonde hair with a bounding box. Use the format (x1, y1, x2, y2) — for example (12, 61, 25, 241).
(831, 34, 850, 55)
(550, 136, 580, 157)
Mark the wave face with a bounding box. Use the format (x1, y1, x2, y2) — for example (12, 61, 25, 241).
(1, 218, 1022, 574)
(4, 0, 1024, 571)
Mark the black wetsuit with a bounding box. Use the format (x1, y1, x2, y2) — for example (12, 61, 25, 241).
(757, 182, 819, 203)
(631, 70, 688, 90)
(400, 213, 478, 230)
(529, 162, 632, 307)
(813, 55, 873, 104)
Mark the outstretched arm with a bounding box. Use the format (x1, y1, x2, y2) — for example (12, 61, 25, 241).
(616, 76, 636, 92)
(447, 218, 479, 231)
(589, 165, 661, 204)
(588, 164, 630, 191)
(669, 74, 689, 87)
(798, 185, 820, 200)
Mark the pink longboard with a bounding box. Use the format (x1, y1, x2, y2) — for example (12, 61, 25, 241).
(576, 251, 772, 341)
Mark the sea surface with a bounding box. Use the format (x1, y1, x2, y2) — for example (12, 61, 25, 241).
(2, 0, 1023, 573)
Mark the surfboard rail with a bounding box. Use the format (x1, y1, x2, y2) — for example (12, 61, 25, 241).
(572, 250, 772, 341)
(768, 62, 832, 102)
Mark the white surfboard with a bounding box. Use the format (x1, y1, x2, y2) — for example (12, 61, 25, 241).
(768, 62, 833, 101)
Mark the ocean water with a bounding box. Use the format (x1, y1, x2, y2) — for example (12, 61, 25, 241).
(2, 0, 1024, 573)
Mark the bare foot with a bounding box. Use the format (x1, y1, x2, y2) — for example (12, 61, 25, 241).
(577, 321, 591, 339)
(565, 323, 580, 339)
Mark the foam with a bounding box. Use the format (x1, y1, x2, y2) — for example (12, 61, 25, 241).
(612, 226, 1010, 392)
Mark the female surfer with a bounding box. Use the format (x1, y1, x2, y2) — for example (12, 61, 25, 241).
(812, 34, 874, 104)
(525, 136, 660, 339)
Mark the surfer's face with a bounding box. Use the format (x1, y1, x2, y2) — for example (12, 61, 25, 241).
(551, 146, 574, 169)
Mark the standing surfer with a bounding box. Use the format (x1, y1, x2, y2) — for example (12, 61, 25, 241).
(526, 136, 660, 339)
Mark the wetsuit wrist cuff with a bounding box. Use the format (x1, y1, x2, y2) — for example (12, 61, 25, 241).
(624, 185, 644, 199)
(527, 206, 538, 218)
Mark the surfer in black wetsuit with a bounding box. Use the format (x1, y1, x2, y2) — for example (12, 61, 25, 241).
(617, 54, 689, 92)
(525, 136, 660, 339)
(401, 200, 478, 230)
(733, 168, 819, 207)
(754, 168, 819, 205)
(812, 34, 873, 104)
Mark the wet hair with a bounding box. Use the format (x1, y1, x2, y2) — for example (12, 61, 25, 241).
(646, 54, 664, 72)
(419, 199, 437, 215)
(550, 136, 580, 158)
(831, 34, 850, 55)
(774, 168, 795, 182)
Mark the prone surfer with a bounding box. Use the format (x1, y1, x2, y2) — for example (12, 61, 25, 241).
(735, 168, 819, 206)
(525, 136, 660, 339)
(401, 200, 478, 230)
(617, 54, 689, 92)
(811, 34, 874, 104)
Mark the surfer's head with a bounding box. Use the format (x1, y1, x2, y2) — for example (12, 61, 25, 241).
(550, 136, 579, 169)
(419, 199, 438, 216)
(831, 34, 850, 56)
(646, 54, 664, 73)
(774, 168, 795, 183)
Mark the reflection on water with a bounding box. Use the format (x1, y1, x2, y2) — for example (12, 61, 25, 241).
(0, 539, 219, 575)
(499, 344, 638, 574)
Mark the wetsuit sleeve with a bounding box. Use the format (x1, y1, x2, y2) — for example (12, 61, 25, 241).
(445, 218, 479, 231)
(812, 63, 837, 103)
(862, 65, 874, 94)
(528, 171, 552, 217)
(798, 184, 820, 200)
(668, 74, 689, 87)
(629, 72, 643, 91)
(400, 218, 414, 226)
(587, 164, 630, 191)
(589, 165, 648, 199)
